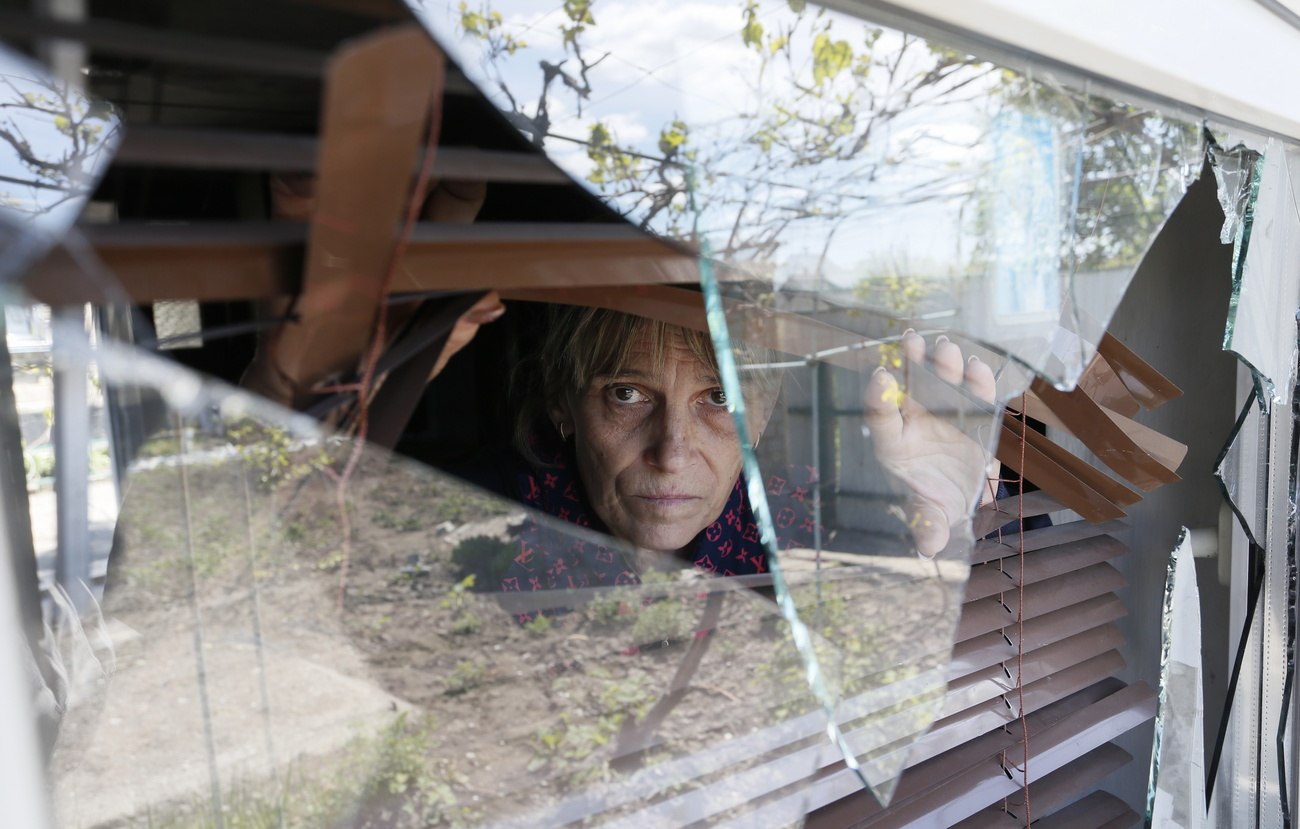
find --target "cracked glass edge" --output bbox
[1215,385,1265,548]
[403,0,1203,394]
[1213,134,1271,409]
[1146,527,1207,829]
[696,236,887,805]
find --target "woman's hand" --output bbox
[864,330,997,558]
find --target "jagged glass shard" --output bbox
[1216,137,1300,408]
[1215,387,1266,547]
[1146,529,1206,829]
[0,45,121,283]
[40,332,833,827]
[409,0,1199,388]
[406,0,1202,804]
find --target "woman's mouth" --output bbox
[635,494,702,509]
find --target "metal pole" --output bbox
[51,305,90,613]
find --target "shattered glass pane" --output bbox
[1216,136,1300,408]
[34,332,843,827]
[408,0,1199,387]
[406,0,1202,803]
[0,45,121,283]
[1215,386,1266,547]
[1146,529,1206,829]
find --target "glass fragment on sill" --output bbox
[1215,137,1300,408]
[35,328,846,828]
[1215,386,1265,547]
[0,44,121,283]
[1146,528,1206,829]
[406,0,1203,804]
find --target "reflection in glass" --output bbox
[1146,530,1206,829]
[1218,138,1300,408]
[408,0,1199,388]
[42,337,851,827]
[0,45,121,283]
[405,0,1203,803]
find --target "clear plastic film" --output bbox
[1146,528,1206,829]
[1214,135,1300,409]
[0,45,121,283]
[34,328,855,827]
[404,0,1203,804]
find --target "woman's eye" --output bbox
[706,388,728,407]
[610,386,645,404]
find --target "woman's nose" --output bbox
[645,403,695,471]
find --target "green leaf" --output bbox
[741,2,764,51]
[788,0,806,10]
[812,32,852,86]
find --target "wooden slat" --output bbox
[1030,790,1138,829]
[862,682,1155,828]
[500,285,708,331]
[1097,332,1183,409]
[23,223,699,304]
[950,595,1127,677]
[951,744,1132,828]
[800,680,1125,829]
[1030,376,1181,490]
[114,125,569,183]
[973,490,1065,538]
[0,9,478,94]
[964,534,1129,601]
[956,562,1127,641]
[0,9,327,78]
[259,23,442,389]
[941,625,1125,718]
[974,517,1129,561]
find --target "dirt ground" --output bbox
[48,427,961,828]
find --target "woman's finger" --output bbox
[932,336,964,386]
[900,328,925,364]
[964,355,997,404]
[864,367,904,447]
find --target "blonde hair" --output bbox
[514,306,780,465]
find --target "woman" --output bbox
[482,306,997,606]
[489,306,799,600]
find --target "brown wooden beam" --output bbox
[22,222,699,304]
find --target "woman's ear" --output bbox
[547,395,572,434]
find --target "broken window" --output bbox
[0,1,1239,827]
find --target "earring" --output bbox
[558,422,567,441]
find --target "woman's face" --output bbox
[552,330,746,557]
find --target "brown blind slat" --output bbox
[950,743,1132,828]
[956,562,1127,640]
[965,534,1129,600]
